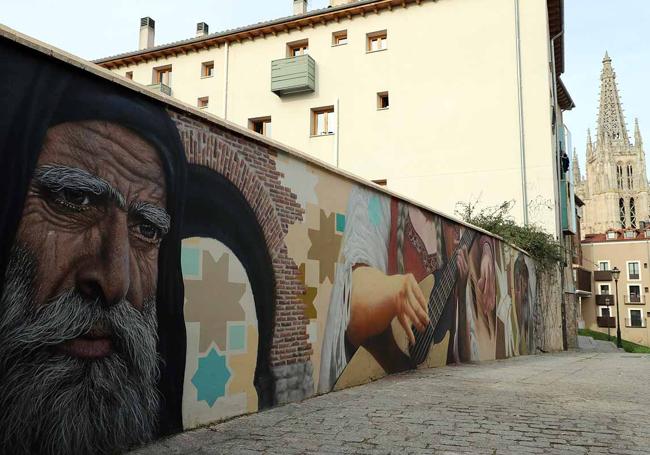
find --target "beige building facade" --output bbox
[581,234,650,346]
[575,53,649,235]
[96,0,573,236]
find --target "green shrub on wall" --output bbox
[455,200,563,272]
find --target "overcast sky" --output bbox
[2,0,649,177]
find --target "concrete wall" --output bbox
[105,0,559,233]
[0,27,564,455]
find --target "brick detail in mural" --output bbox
[171,113,311,368]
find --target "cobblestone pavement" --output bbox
[133,352,650,454]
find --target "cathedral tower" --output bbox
[576,53,649,234]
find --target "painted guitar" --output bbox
[405,229,477,366]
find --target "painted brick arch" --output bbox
[170,113,312,371]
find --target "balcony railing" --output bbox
[629,273,640,280]
[625,318,647,328]
[271,54,316,96]
[147,83,172,96]
[595,294,614,306]
[624,294,644,304]
[597,316,616,328]
[593,270,613,281]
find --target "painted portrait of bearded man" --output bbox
[0,40,187,454]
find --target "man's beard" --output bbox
[0,245,161,455]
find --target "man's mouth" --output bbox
[57,327,113,359]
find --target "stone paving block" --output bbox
[129,352,650,455]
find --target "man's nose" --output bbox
[76,211,130,307]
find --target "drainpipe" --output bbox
[514,0,528,225]
[223,41,230,120]
[336,97,340,167]
[550,29,567,349]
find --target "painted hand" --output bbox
[392,273,429,346]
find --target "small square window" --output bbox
[287,39,309,57]
[311,106,335,136]
[624,230,636,239]
[197,97,209,109]
[125,71,133,80]
[367,30,387,52]
[377,91,389,109]
[606,231,617,240]
[332,30,348,46]
[201,61,214,78]
[249,116,272,137]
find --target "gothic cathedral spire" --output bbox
[572,147,581,183]
[597,52,630,146]
[578,52,649,234]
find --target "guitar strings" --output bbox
[411,231,476,362]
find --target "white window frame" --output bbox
[606,231,617,240]
[627,283,643,303]
[626,260,641,281]
[598,283,611,295]
[598,260,610,271]
[598,306,612,317]
[628,308,644,327]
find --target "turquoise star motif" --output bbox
[191,347,231,407]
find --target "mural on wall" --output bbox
[181,237,259,428]
[0,35,539,455]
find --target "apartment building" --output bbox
[581,230,650,346]
[96,0,573,235]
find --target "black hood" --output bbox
[0,38,187,435]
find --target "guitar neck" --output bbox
[428,230,477,319]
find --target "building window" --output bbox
[287,39,309,57]
[628,261,640,280]
[628,284,642,304]
[598,261,610,271]
[311,106,336,136]
[599,284,610,295]
[248,116,272,137]
[598,306,611,317]
[153,65,172,86]
[606,231,617,240]
[201,61,214,78]
[619,198,626,228]
[377,91,389,109]
[630,198,636,228]
[197,97,209,109]
[125,71,133,80]
[628,308,644,327]
[332,30,348,46]
[367,30,387,52]
[627,164,634,189]
[616,163,624,189]
[624,230,636,239]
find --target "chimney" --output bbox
[196,22,209,37]
[293,0,308,15]
[139,17,155,50]
[330,0,356,6]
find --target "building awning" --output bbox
[557,76,575,111]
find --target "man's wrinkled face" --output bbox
[0,120,169,455]
[18,120,169,358]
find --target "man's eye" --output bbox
[55,189,91,209]
[136,223,162,242]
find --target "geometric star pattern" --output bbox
[184,251,246,352]
[191,347,231,407]
[307,210,342,284]
[297,263,318,319]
